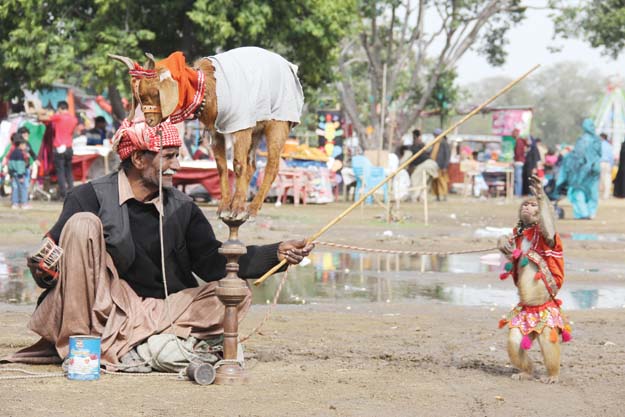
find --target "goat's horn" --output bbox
[108,54,135,70]
[144,52,156,70]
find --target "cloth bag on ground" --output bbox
[136,334,223,373]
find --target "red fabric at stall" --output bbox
[173,166,234,200]
[72,154,100,183]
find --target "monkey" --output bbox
[497,174,571,384]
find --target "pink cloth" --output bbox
[506,302,564,336]
[545,154,558,166]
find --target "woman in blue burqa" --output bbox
[556,118,601,219]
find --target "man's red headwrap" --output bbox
[112,117,182,160]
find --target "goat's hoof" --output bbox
[232,210,250,222]
[218,210,249,223]
[217,210,231,220]
[247,204,261,217]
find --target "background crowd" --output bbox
[2,98,625,221]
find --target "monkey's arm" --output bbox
[529,174,556,248]
[497,235,514,258]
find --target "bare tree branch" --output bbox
[337,0,524,149]
[337,42,367,142]
[391,0,424,83]
[386,3,396,72]
[446,0,501,66]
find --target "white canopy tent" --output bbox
[593,78,625,157]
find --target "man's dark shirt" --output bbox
[86,127,105,146]
[435,139,451,170]
[48,180,282,298]
[397,143,430,174]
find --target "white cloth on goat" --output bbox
[207,47,304,134]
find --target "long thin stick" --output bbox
[254,64,540,287]
[423,171,428,225]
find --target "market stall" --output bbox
[258,143,336,204]
[173,160,234,200]
[72,144,116,179]
[446,134,513,199]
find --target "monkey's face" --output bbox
[519,198,539,226]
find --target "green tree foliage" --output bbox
[427,69,463,127]
[0,0,357,119]
[553,0,625,59]
[189,0,357,89]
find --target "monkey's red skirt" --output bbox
[503,300,564,335]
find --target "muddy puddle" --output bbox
[474,228,625,243]
[2,250,624,310]
[252,251,625,310]
[561,232,625,242]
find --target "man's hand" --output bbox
[26,256,57,289]
[277,239,315,265]
[528,174,545,201]
[497,235,514,257]
[37,109,52,122]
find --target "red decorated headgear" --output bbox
[127,53,206,124]
[112,116,182,160]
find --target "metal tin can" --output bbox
[67,335,101,381]
[186,362,216,385]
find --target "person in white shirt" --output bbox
[599,133,614,199]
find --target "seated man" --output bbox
[6,117,312,371]
[85,116,108,146]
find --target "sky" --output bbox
[455,5,625,86]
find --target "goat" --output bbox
[110,47,304,220]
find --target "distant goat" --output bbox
[110,47,304,220]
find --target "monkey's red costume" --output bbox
[498,224,572,349]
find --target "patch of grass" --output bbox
[0,223,42,234]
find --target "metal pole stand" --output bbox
[214,218,249,385]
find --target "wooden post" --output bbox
[214,218,249,384]
[423,171,429,226]
[395,253,400,273]
[386,181,393,223]
[386,108,396,223]
[104,152,110,175]
[506,168,513,202]
[378,63,387,166]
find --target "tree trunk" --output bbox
[108,84,126,123]
[180,0,196,57]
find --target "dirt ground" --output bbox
[1,196,624,417]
